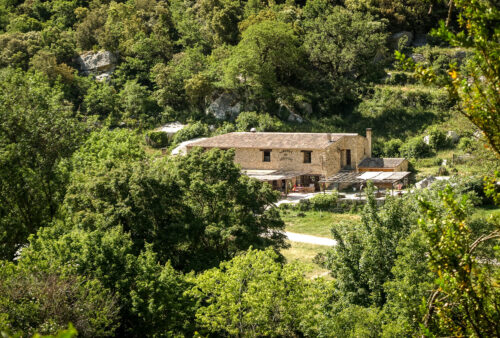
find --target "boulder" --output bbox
[389,31,413,50]
[410,53,425,63]
[298,102,313,115]
[412,33,428,47]
[446,130,460,143]
[423,135,430,145]
[287,111,304,123]
[157,122,186,138]
[95,72,112,82]
[277,100,304,123]
[76,51,117,76]
[416,175,435,189]
[205,93,242,120]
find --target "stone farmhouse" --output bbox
[186,129,410,192]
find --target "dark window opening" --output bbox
[262,150,271,162]
[346,149,351,166]
[303,151,312,163]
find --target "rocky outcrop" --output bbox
[76,51,117,80]
[389,31,413,50]
[410,53,425,63]
[446,131,460,143]
[205,93,242,120]
[277,99,305,123]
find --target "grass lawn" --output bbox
[282,241,331,279]
[471,205,500,220]
[280,210,361,238]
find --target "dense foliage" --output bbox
[0,0,498,337]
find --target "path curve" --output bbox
[285,232,336,246]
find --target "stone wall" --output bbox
[188,134,370,178]
[232,135,369,177]
[233,148,326,175]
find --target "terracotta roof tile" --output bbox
[186,132,357,150]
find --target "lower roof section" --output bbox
[320,171,411,184]
[242,169,313,181]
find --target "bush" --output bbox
[383,139,403,157]
[236,111,283,132]
[145,131,169,148]
[427,128,449,151]
[458,137,474,152]
[400,136,433,159]
[171,122,209,145]
[309,192,338,211]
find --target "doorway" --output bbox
[346,149,351,167]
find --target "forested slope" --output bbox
[0,0,499,337]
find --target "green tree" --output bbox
[118,79,159,127]
[64,129,194,267]
[235,111,283,132]
[223,20,303,103]
[189,248,332,336]
[152,47,208,110]
[417,187,500,337]
[0,261,118,337]
[21,225,195,337]
[396,0,500,154]
[197,0,243,45]
[171,147,288,270]
[0,69,82,260]
[82,81,119,124]
[304,6,387,104]
[326,183,417,307]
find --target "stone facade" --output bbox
[187,132,371,179]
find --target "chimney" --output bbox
[366,128,372,157]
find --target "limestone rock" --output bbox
[423,135,430,145]
[298,102,313,115]
[389,31,413,50]
[205,93,242,120]
[76,51,117,76]
[95,72,112,82]
[287,111,304,123]
[446,131,460,143]
[410,53,425,63]
[277,100,304,123]
[157,122,186,137]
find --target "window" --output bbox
[303,151,312,163]
[346,149,351,166]
[262,150,271,162]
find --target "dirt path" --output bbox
[285,232,336,246]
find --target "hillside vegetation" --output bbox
[0,0,499,337]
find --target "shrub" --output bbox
[309,192,338,211]
[400,136,433,159]
[172,122,209,145]
[145,131,169,148]
[383,139,403,157]
[427,128,449,151]
[236,111,283,132]
[458,137,474,152]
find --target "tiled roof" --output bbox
[186,132,357,150]
[358,157,406,168]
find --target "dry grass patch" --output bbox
[282,241,332,280]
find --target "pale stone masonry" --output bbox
[186,130,379,192]
[186,132,371,178]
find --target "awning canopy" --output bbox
[320,171,411,184]
[242,169,311,181]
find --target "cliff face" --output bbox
[75,51,116,81]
